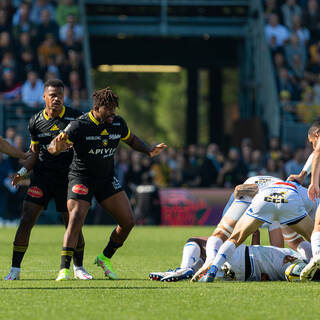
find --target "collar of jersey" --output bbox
[43,106,66,120]
[89,111,100,125]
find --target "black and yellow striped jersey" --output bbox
[28,106,83,176]
[65,111,130,179]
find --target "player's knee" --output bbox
[20,212,37,229]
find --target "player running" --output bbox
[50,87,167,281]
[149,236,307,282]
[193,179,314,282]
[4,79,92,281]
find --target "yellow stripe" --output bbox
[31,140,39,145]
[121,128,131,141]
[59,106,66,118]
[66,138,72,144]
[89,111,100,125]
[43,109,49,120]
[61,251,74,256]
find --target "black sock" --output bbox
[73,246,84,267]
[12,245,28,268]
[103,239,122,259]
[60,247,74,269]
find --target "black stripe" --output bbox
[245,246,251,281]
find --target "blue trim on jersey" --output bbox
[280,213,307,225]
[246,212,272,224]
[234,200,252,204]
[220,253,227,259]
[184,243,196,247]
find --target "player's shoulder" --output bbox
[64,106,83,119]
[28,109,44,127]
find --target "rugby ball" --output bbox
[285,262,306,282]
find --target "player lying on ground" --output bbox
[300,121,320,280]
[192,179,314,282]
[149,236,310,282]
[4,79,92,281]
[193,176,314,282]
[50,87,167,281]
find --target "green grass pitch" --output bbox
[0,226,320,320]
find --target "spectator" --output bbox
[61,28,82,53]
[0,68,21,102]
[17,32,33,57]
[265,14,290,47]
[115,148,130,186]
[264,0,282,22]
[280,90,298,121]
[5,126,16,145]
[217,148,247,187]
[59,14,83,42]
[37,34,63,66]
[261,158,284,179]
[290,54,305,79]
[266,137,282,161]
[248,150,264,177]
[56,0,79,27]
[313,74,320,103]
[21,70,44,107]
[284,33,307,69]
[284,148,305,176]
[0,9,10,33]
[281,0,302,30]
[0,0,15,24]
[18,49,40,82]
[0,32,14,59]
[302,0,320,41]
[151,151,170,187]
[296,86,320,123]
[12,2,37,41]
[37,9,59,44]
[0,51,17,75]
[291,15,310,45]
[30,0,55,25]
[277,67,299,100]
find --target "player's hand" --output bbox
[149,143,167,157]
[287,174,304,184]
[48,133,73,155]
[11,173,25,187]
[308,183,320,202]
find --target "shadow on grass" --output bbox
[0,286,171,290]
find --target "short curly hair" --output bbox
[93,87,119,108]
[308,121,320,136]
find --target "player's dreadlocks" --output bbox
[308,121,320,136]
[93,87,119,108]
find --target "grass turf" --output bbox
[0,226,320,320]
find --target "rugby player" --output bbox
[193,176,314,281]
[300,121,320,280]
[149,236,307,282]
[50,87,167,281]
[4,79,92,281]
[193,180,314,282]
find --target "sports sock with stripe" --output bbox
[206,236,223,261]
[210,240,236,274]
[180,241,201,269]
[60,247,74,269]
[12,244,28,268]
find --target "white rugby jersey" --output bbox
[219,244,303,281]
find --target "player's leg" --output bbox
[282,225,312,261]
[160,237,207,282]
[56,199,90,281]
[268,221,284,248]
[95,191,135,280]
[4,201,43,280]
[192,214,264,282]
[60,211,92,280]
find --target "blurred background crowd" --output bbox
[264,0,320,123]
[0,0,87,110]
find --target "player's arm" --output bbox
[0,136,27,159]
[123,132,167,157]
[309,144,320,200]
[288,152,313,184]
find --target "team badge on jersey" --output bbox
[72,184,89,195]
[102,139,108,147]
[27,186,43,198]
[100,129,109,135]
[50,124,60,131]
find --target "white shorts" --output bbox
[245,186,307,225]
[223,244,246,281]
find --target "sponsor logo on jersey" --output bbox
[27,186,43,198]
[112,122,120,126]
[112,176,121,190]
[108,134,121,140]
[72,184,89,195]
[86,136,101,140]
[100,129,109,135]
[102,139,108,146]
[38,133,52,138]
[50,124,60,131]
[88,148,116,156]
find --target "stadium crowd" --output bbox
[0,0,87,111]
[264,0,320,123]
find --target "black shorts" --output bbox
[67,175,123,204]
[24,172,68,212]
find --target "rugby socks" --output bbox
[103,239,123,259]
[73,246,84,267]
[60,247,74,270]
[297,241,312,261]
[206,236,223,261]
[311,232,320,257]
[210,241,236,275]
[12,245,28,268]
[180,241,201,269]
